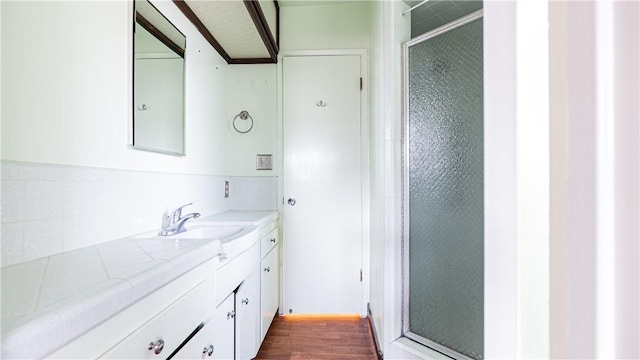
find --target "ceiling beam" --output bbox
[172,0,232,63]
[244,0,279,62]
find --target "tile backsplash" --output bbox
[1,161,232,266]
[230,176,278,211]
[1,161,277,267]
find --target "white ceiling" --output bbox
[185,0,269,58]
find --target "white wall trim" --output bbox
[515,0,550,357]
[594,2,616,357]
[483,1,518,358]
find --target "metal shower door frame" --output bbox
[401,9,484,360]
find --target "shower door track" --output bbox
[400,9,484,360]
[405,9,483,48]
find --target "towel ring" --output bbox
[233,110,254,134]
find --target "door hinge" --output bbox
[360,269,363,282]
[360,77,363,90]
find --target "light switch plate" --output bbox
[256,154,273,170]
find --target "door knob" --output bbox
[287,198,296,206]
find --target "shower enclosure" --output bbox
[402,10,484,360]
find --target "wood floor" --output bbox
[254,315,379,360]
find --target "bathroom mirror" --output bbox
[133,0,186,155]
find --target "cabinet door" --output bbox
[260,245,280,341]
[235,265,261,360]
[171,322,215,360]
[212,294,235,360]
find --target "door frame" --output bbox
[277,49,370,317]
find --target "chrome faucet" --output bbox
[159,203,201,236]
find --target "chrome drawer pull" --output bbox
[148,339,164,355]
[264,267,270,272]
[203,345,214,357]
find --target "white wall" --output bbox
[367,0,385,353]
[378,1,415,359]
[549,2,570,357]
[1,0,229,176]
[481,2,519,357]
[279,2,371,51]
[612,3,639,356]
[549,1,640,358]
[227,65,277,177]
[0,0,254,265]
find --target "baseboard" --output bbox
[367,303,384,360]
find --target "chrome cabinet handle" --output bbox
[270,238,276,243]
[148,339,165,355]
[264,266,271,272]
[241,298,249,305]
[287,198,296,206]
[227,310,235,319]
[203,345,214,357]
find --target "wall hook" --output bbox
[316,100,327,107]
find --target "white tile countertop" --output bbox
[0,210,278,359]
[196,210,279,227]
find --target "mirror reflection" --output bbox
[133,0,186,155]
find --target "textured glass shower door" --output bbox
[403,13,483,360]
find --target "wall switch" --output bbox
[256,154,273,170]
[224,181,229,198]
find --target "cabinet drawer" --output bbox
[100,281,207,359]
[260,227,278,259]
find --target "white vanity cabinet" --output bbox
[259,225,280,341]
[207,220,279,360]
[40,212,278,360]
[212,247,261,360]
[49,259,216,360]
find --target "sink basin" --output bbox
[133,225,243,240]
[132,224,259,261]
[168,226,243,240]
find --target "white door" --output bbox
[283,55,363,315]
